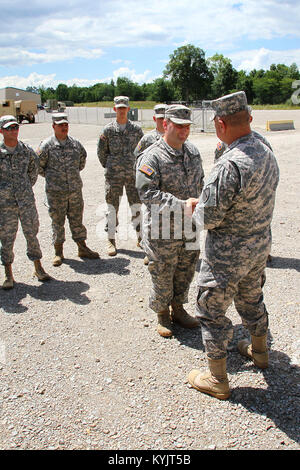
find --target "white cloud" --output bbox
[112,67,153,84]
[0,73,57,89]
[230,48,300,71]
[0,1,299,66]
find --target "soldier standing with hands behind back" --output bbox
[0,115,50,289]
[37,113,99,266]
[97,96,144,256]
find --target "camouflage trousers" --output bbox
[0,202,42,265]
[196,258,269,360]
[105,173,141,238]
[147,239,199,313]
[46,190,87,245]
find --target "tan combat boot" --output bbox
[143,256,149,265]
[77,241,99,259]
[2,264,14,290]
[188,357,230,400]
[238,334,269,369]
[53,243,64,266]
[171,302,200,328]
[157,309,173,337]
[107,238,117,256]
[34,260,51,282]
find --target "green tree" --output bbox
[163,44,212,101]
[56,83,69,101]
[207,54,238,98]
[150,78,176,103]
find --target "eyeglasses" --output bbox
[4,125,19,131]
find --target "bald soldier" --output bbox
[97,96,144,256]
[0,115,50,289]
[136,105,204,337]
[187,92,279,400]
[37,113,99,265]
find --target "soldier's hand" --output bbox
[185,198,199,217]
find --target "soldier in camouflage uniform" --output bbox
[0,115,50,289]
[134,104,166,159]
[214,110,274,267]
[136,105,204,337]
[134,104,167,265]
[187,92,279,400]
[97,96,144,256]
[37,114,99,266]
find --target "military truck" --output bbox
[0,99,15,117]
[14,100,37,123]
[0,99,37,124]
[44,99,66,112]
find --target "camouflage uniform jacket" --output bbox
[37,136,87,193]
[97,119,144,171]
[193,133,280,288]
[0,141,38,208]
[134,129,162,159]
[136,138,204,242]
[214,130,272,161]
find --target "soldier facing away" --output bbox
[37,113,99,266]
[136,105,204,338]
[188,91,280,400]
[0,115,50,289]
[97,96,144,256]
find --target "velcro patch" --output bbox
[216,141,223,150]
[139,164,154,176]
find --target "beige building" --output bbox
[0,87,41,105]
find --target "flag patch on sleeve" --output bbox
[139,164,154,176]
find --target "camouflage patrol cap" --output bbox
[114,96,129,108]
[0,115,18,129]
[52,113,68,124]
[154,104,167,118]
[210,91,248,119]
[165,104,193,124]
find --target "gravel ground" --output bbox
[0,110,299,451]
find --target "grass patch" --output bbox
[74,101,300,110]
[75,101,157,109]
[251,104,300,110]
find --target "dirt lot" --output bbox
[0,110,299,451]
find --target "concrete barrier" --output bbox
[266,120,295,131]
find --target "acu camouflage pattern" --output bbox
[211,91,248,118]
[97,119,144,237]
[165,104,193,124]
[193,133,279,359]
[0,141,42,265]
[134,129,163,160]
[37,135,88,244]
[136,138,204,312]
[214,130,273,162]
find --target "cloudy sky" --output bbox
[0,0,299,90]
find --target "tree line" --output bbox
[28,45,300,106]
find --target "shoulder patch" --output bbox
[216,141,223,151]
[139,164,154,176]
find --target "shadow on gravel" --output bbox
[117,248,145,259]
[63,257,131,275]
[174,322,300,445]
[230,351,300,446]
[0,279,91,314]
[267,256,300,272]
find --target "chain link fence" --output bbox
[36,104,215,133]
